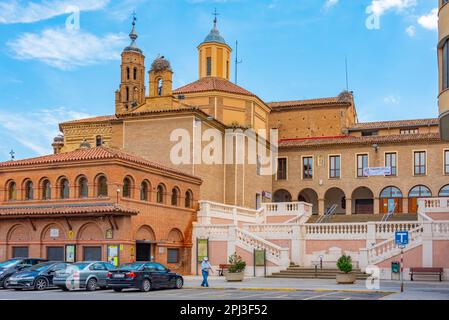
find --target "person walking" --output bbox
[201,257,213,287]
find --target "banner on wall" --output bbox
[107,245,119,267]
[65,245,76,263]
[363,167,391,177]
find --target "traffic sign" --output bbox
[395,231,409,246]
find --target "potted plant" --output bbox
[224,253,246,282]
[336,255,356,284]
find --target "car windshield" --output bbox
[28,262,54,272]
[70,263,90,270]
[0,259,20,268]
[118,263,143,271]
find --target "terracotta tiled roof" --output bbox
[0,147,202,182]
[279,133,442,149]
[61,115,117,125]
[268,97,353,111]
[348,118,439,131]
[174,77,258,98]
[0,203,138,218]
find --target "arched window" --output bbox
[140,181,150,201]
[7,181,16,201]
[96,135,103,147]
[171,187,179,206]
[443,39,449,90]
[78,177,88,198]
[126,86,129,102]
[185,190,193,208]
[42,179,51,200]
[379,186,403,214]
[123,177,132,198]
[439,185,449,197]
[380,187,403,198]
[60,178,70,199]
[126,67,130,80]
[408,185,432,214]
[157,78,163,96]
[25,181,34,200]
[133,67,137,80]
[157,184,165,204]
[97,176,108,197]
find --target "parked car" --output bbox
[0,258,47,289]
[6,261,70,291]
[53,261,115,291]
[107,262,184,292]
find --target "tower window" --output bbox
[96,135,103,147]
[25,181,34,200]
[133,67,137,80]
[206,57,212,76]
[157,79,163,96]
[126,67,130,80]
[126,87,129,102]
[226,61,229,79]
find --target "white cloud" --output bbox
[370,0,417,17]
[418,8,438,31]
[7,28,127,70]
[384,95,400,105]
[324,0,338,10]
[0,107,92,155]
[406,25,416,37]
[0,0,110,24]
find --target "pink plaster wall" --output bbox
[305,240,366,254]
[433,240,449,267]
[266,216,296,223]
[427,212,449,220]
[208,241,228,265]
[377,245,422,268]
[210,218,234,225]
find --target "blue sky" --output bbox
[0,0,439,161]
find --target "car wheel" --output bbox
[34,278,48,291]
[61,286,70,292]
[86,278,97,291]
[175,278,183,289]
[1,277,9,289]
[140,279,151,292]
[113,288,123,292]
[14,289,22,291]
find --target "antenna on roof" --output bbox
[235,40,243,84]
[345,56,350,91]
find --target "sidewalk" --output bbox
[183,276,449,300]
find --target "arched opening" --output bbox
[126,67,130,80]
[167,228,184,244]
[351,187,374,214]
[59,178,70,199]
[157,184,166,204]
[41,179,51,200]
[140,180,150,201]
[273,189,292,203]
[77,176,88,198]
[95,135,103,147]
[135,225,156,262]
[97,175,108,198]
[133,67,137,80]
[408,185,432,213]
[440,185,449,197]
[324,187,346,215]
[171,187,180,206]
[123,177,133,198]
[380,186,403,214]
[298,189,318,215]
[7,181,17,201]
[126,86,129,101]
[185,190,193,208]
[24,180,33,201]
[157,78,163,96]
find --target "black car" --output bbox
[107,262,183,292]
[6,261,71,291]
[0,258,47,288]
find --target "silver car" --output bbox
[53,261,115,291]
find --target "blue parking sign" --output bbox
[395,231,409,246]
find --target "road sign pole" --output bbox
[400,247,404,293]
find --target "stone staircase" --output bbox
[269,266,370,280]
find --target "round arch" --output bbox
[135,225,156,241]
[7,224,31,242]
[439,185,449,197]
[167,228,184,244]
[273,189,292,203]
[351,187,374,215]
[379,186,403,214]
[408,185,432,213]
[40,222,67,241]
[298,188,318,215]
[77,222,103,241]
[324,187,346,215]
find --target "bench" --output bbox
[410,267,444,282]
[218,264,231,276]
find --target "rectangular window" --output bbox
[385,153,397,176]
[357,154,369,177]
[445,151,449,174]
[329,156,341,179]
[414,151,426,176]
[167,249,179,264]
[206,57,212,76]
[277,158,287,180]
[302,157,313,179]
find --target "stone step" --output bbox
[268,274,369,280]
[281,270,368,276]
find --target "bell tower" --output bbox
[115,15,146,114]
[149,56,173,97]
[198,11,232,80]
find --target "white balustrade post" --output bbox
[280,249,290,268]
[366,222,376,248]
[422,221,433,267]
[227,225,237,258]
[359,248,369,272]
[232,207,238,225]
[291,224,302,266]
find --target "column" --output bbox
[422,221,433,267]
[318,199,325,216]
[374,198,380,215]
[291,225,301,265]
[227,225,237,258]
[346,198,352,215]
